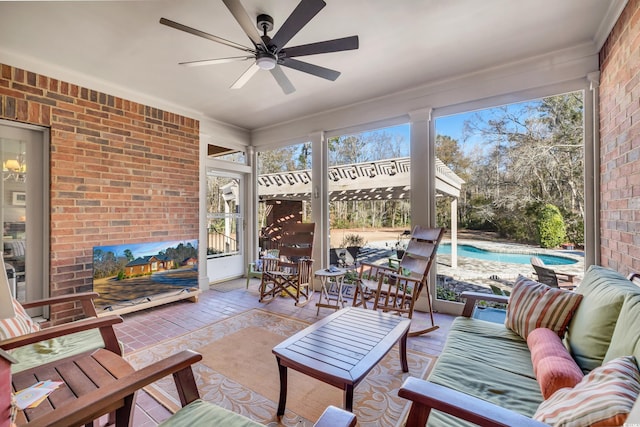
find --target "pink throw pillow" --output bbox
[528,327,584,399]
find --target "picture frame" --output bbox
[11,192,26,206]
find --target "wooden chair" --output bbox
[259,223,315,306]
[24,349,357,427]
[246,249,279,288]
[0,257,123,374]
[530,256,577,288]
[352,226,444,336]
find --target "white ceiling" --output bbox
[0,0,625,131]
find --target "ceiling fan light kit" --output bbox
[160,0,359,94]
[256,52,277,70]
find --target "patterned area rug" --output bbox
[125,309,436,426]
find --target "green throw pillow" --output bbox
[565,265,640,373]
[604,294,640,365]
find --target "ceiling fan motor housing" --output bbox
[256,14,274,33]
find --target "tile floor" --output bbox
[112,278,456,426]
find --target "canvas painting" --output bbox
[92,239,198,311]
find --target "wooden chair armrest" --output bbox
[26,350,203,427]
[399,377,548,427]
[357,262,398,280]
[555,272,577,282]
[460,291,509,317]
[313,405,357,427]
[21,292,100,317]
[0,315,123,353]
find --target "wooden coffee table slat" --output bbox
[273,307,410,414]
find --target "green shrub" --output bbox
[537,204,566,248]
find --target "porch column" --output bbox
[451,197,458,268]
[409,108,435,314]
[409,108,434,228]
[585,71,600,267]
[310,131,326,289]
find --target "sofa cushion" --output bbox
[534,356,640,426]
[603,294,640,365]
[0,299,40,340]
[527,328,584,399]
[565,265,640,373]
[428,317,542,421]
[505,276,582,340]
[158,399,263,427]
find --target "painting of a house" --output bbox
[92,239,198,311]
[124,255,176,277]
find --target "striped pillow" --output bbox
[0,299,40,340]
[505,275,582,339]
[534,356,640,426]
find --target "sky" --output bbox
[94,239,198,258]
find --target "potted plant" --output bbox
[393,230,411,259]
[341,234,367,265]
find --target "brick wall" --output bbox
[599,0,640,275]
[0,64,199,323]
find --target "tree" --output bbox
[459,92,584,243]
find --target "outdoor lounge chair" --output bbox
[353,226,444,336]
[530,256,577,288]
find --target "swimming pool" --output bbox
[437,243,578,265]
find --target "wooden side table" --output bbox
[315,268,347,315]
[12,349,135,426]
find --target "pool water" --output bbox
[437,243,578,265]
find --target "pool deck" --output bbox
[366,238,584,293]
[439,239,584,292]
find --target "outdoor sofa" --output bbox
[399,265,640,426]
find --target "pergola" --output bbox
[257,157,465,267]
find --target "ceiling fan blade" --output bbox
[231,63,260,89]
[283,35,359,58]
[280,58,340,81]
[179,56,253,67]
[160,18,253,53]
[270,0,326,53]
[270,66,296,94]
[222,0,268,51]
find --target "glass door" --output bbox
[0,120,48,307]
[205,170,245,283]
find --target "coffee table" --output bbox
[272,307,410,415]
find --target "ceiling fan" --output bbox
[160,0,358,94]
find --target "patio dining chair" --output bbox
[259,222,315,306]
[353,226,444,336]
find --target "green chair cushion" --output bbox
[10,329,107,373]
[565,265,640,373]
[158,399,263,427]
